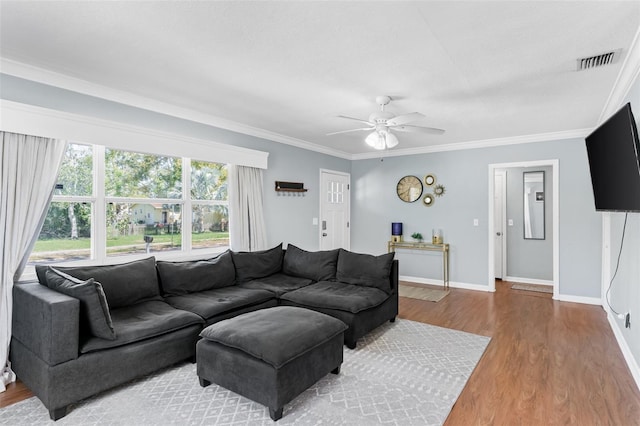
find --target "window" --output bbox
[191,160,229,250]
[28,143,229,266]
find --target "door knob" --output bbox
[322,233,327,237]
[496,232,502,236]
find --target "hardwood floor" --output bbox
[0,380,32,409]
[2,280,639,425]
[400,280,640,426]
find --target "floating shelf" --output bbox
[275,181,307,192]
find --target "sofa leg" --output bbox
[49,406,68,421]
[390,316,396,323]
[269,406,283,421]
[199,377,211,387]
[331,365,341,375]
[346,341,356,350]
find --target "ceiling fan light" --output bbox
[365,131,380,148]
[385,132,399,148]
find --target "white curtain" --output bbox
[228,165,268,252]
[0,132,67,392]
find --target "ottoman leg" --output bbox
[199,377,211,387]
[269,406,283,421]
[331,365,341,374]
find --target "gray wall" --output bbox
[503,166,553,281]
[351,138,601,297]
[0,74,351,250]
[0,73,604,299]
[609,74,640,370]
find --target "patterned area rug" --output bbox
[399,283,450,302]
[1,320,490,426]
[511,283,553,294]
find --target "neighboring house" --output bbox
[131,203,179,226]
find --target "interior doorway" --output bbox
[488,160,559,297]
[494,170,507,280]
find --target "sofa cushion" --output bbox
[80,300,203,354]
[336,249,395,294]
[164,287,275,321]
[282,244,339,281]
[36,257,161,309]
[238,273,313,297]
[45,267,116,341]
[199,306,347,368]
[157,251,235,296]
[231,243,284,284]
[280,281,389,314]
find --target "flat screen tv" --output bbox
[585,102,640,212]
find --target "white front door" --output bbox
[494,171,506,279]
[319,170,350,250]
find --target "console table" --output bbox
[387,241,450,289]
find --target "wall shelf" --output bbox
[275,181,307,192]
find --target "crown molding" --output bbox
[350,128,591,160]
[0,57,597,162]
[0,57,353,160]
[599,25,640,123]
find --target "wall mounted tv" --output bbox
[585,102,640,212]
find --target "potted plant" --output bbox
[411,232,423,242]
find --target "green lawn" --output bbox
[33,231,229,252]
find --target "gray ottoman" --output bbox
[196,306,348,421]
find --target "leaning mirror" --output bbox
[523,171,545,239]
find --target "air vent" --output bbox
[577,50,620,71]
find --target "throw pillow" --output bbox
[45,257,161,309]
[231,243,284,284]
[157,251,236,296]
[45,267,116,341]
[336,249,395,293]
[282,244,339,281]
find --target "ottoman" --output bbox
[196,306,348,421]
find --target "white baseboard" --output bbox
[607,311,640,392]
[399,275,492,292]
[505,276,554,286]
[553,293,602,305]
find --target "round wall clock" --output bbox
[396,175,423,202]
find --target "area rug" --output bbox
[399,283,450,302]
[0,320,490,426]
[511,283,553,294]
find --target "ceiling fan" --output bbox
[328,95,445,150]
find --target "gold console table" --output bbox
[387,241,450,289]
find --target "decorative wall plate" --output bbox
[423,194,434,206]
[434,184,446,197]
[424,174,436,186]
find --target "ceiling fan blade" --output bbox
[336,115,373,125]
[327,127,374,136]
[386,112,426,126]
[391,124,445,135]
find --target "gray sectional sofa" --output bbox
[10,244,398,420]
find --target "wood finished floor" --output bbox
[401,280,640,425]
[1,280,639,425]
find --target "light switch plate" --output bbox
[508,219,514,226]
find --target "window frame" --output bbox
[23,144,229,279]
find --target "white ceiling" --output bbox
[1,1,639,159]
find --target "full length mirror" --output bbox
[523,171,545,240]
